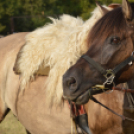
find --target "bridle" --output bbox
[81,51,134,90]
[79,51,134,123]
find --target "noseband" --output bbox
[81,51,134,88]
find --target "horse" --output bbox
[0,4,116,134]
[63,0,134,133]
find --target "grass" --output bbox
[0,112,27,134]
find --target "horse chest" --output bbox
[87,92,124,134]
[123,92,134,134]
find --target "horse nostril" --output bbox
[67,77,76,86]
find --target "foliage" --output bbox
[0,0,133,35]
[0,112,26,134]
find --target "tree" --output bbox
[0,0,133,35]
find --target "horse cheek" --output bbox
[100,44,121,65]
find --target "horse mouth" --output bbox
[63,88,90,105]
[63,85,111,105]
[73,84,111,105]
[75,90,90,105]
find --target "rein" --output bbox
[90,96,134,122]
[83,85,134,123]
[113,87,134,93]
[86,86,134,122]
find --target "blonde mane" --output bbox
[14,6,113,106]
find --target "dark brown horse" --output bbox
[63,0,134,106]
[63,0,134,133]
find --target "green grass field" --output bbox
[0,112,26,134]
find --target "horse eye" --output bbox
[111,37,120,45]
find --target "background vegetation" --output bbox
[0,0,133,35]
[0,112,26,134]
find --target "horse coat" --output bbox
[0,4,125,134]
[13,6,113,106]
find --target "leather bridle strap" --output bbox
[82,54,134,76]
[113,55,134,75]
[81,53,134,86]
[91,96,134,122]
[81,53,134,122]
[113,87,134,93]
[81,55,107,75]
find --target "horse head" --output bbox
[63,0,134,104]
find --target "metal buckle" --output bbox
[103,69,115,86]
[92,84,113,94]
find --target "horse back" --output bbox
[0,32,28,119]
[0,32,28,53]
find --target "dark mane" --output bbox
[87,6,130,56]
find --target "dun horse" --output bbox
[0,5,117,134]
[63,0,134,134]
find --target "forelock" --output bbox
[88,7,127,47]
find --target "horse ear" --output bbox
[95,1,109,15]
[108,3,121,9]
[122,0,133,21]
